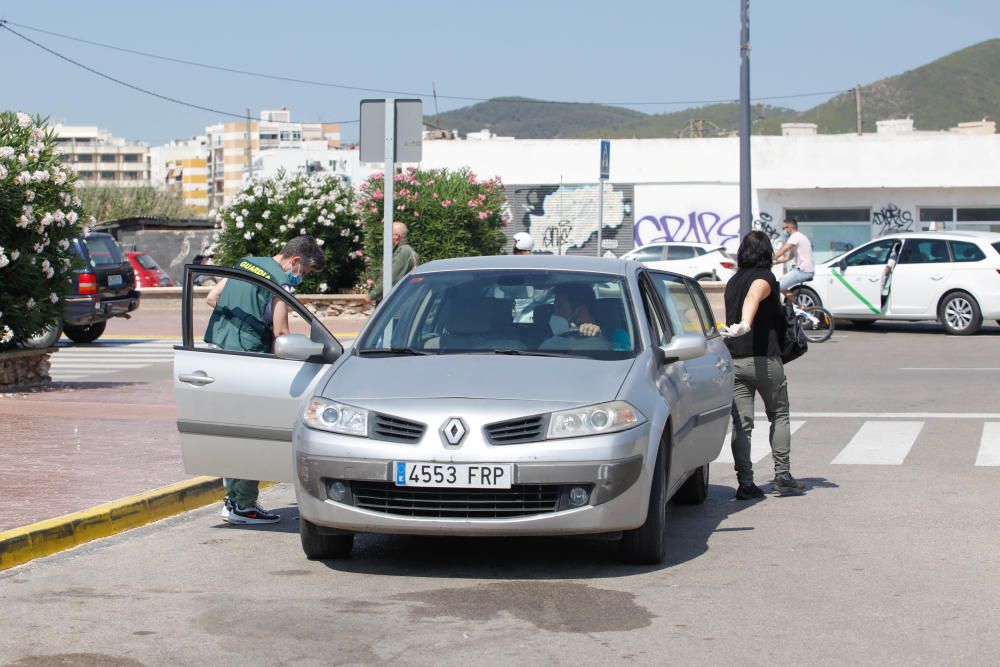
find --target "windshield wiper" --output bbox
[489,348,576,358]
[356,347,431,356]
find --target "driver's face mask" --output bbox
[549,314,572,336]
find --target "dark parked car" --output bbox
[28,232,140,347]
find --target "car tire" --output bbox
[939,291,982,336]
[619,439,669,565]
[795,287,822,309]
[24,318,63,349]
[64,322,107,344]
[670,463,709,505]
[300,518,354,560]
[850,320,877,329]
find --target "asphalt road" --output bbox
[3,322,999,665]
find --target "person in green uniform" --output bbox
[204,235,325,524]
[368,222,419,304]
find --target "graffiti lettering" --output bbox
[542,221,574,254]
[872,204,913,236]
[634,211,740,249]
[752,212,781,241]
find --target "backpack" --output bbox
[779,300,808,364]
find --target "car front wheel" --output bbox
[939,291,982,335]
[619,440,669,564]
[300,518,354,560]
[64,322,107,344]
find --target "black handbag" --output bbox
[779,300,808,364]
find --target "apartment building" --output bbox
[53,124,150,186]
[149,137,209,215]
[205,108,341,208]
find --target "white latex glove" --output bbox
[720,321,751,338]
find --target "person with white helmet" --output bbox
[512,232,534,255]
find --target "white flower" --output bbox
[18,155,28,166]
[1,326,13,345]
[49,292,59,304]
[32,170,49,182]
[261,210,270,219]
[58,239,69,250]
[0,165,7,179]
[41,259,51,270]
[53,171,67,185]
[10,250,20,261]
[25,189,35,201]
[0,253,8,269]
[340,228,350,237]
[316,238,324,246]
[33,243,44,253]
[26,298,36,309]
[279,224,287,232]
[61,192,72,206]
[15,171,31,185]
[40,212,54,227]
[44,267,54,279]
[243,231,252,240]
[242,209,249,216]
[318,282,328,293]
[66,211,78,224]
[255,222,262,230]
[16,112,32,128]
[208,209,218,220]
[0,146,14,159]
[235,220,244,229]
[300,228,307,235]
[17,216,30,228]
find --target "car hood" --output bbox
[325,354,634,403]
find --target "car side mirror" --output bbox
[274,334,326,362]
[656,334,708,364]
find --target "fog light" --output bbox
[568,486,589,507]
[326,480,348,502]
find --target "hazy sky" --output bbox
[2,1,997,145]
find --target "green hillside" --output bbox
[425,40,1000,138]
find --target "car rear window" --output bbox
[993,242,1000,256]
[82,236,124,266]
[949,241,986,263]
[135,253,160,269]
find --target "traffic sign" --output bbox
[599,140,610,180]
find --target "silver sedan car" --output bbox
[176,255,733,564]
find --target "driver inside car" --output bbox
[540,284,607,349]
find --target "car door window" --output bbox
[686,279,719,337]
[843,239,898,266]
[666,246,696,260]
[183,265,338,357]
[898,238,950,264]
[646,272,708,338]
[949,241,986,263]
[639,280,670,346]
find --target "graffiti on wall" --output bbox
[506,184,634,255]
[633,211,741,250]
[751,212,782,244]
[872,203,914,236]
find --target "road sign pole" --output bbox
[383,98,395,300]
[597,179,604,257]
[739,0,752,238]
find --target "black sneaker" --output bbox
[772,473,806,493]
[735,482,765,500]
[224,502,280,525]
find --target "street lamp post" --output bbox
[739,0,752,238]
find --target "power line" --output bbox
[0,21,359,125]
[1,17,850,108]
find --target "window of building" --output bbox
[75,154,94,163]
[100,171,116,179]
[77,171,95,179]
[122,154,140,163]
[279,131,291,141]
[259,132,279,141]
[918,207,952,222]
[957,208,1000,222]
[785,208,871,223]
[100,154,117,163]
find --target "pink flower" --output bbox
[477,193,486,201]
[431,193,438,199]
[397,204,404,211]
[467,173,477,184]
[414,211,420,217]
[442,199,452,208]
[359,182,369,192]
[478,211,488,220]
[467,199,478,207]
[372,189,383,200]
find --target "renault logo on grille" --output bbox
[440,417,468,447]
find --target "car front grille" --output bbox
[485,415,546,445]
[371,414,425,443]
[350,482,560,518]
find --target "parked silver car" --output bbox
[176,255,733,564]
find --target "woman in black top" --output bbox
[722,231,805,499]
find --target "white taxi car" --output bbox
[794,231,1000,335]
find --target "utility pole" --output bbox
[738,0,752,238]
[855,84,863,135]
[245,108,254,180]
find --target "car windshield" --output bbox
[82,236,124,266]
[357,269,639,360]
[135,253,160,270]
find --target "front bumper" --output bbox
[294,424,653,537]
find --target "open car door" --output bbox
[174,264,343,482]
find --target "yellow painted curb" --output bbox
[0,478,274,571]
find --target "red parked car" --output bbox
[126,251,175,288]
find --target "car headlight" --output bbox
[547,401,645,439]
[302,397,368,437]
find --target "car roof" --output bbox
[629,241,723,248]
[877,231,1000,242]
[414,254,636,277]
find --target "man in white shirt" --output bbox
[773,218,815,297]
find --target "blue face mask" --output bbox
[286,261,303,287]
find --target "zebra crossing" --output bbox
[49,338,176,381]
[715,417,1000,467]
